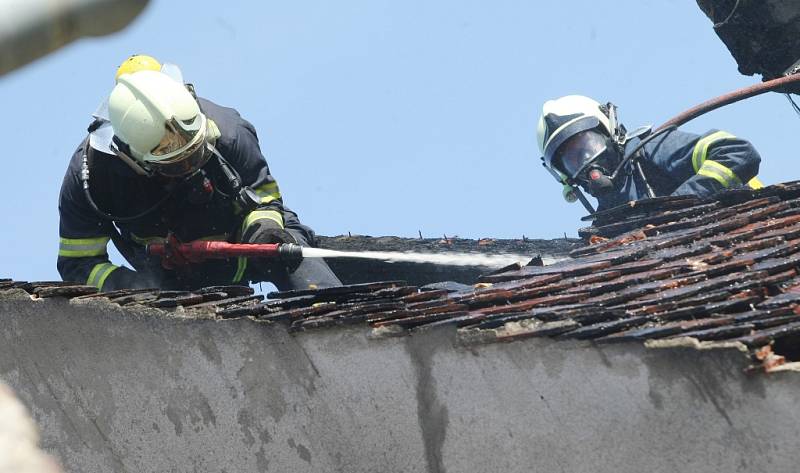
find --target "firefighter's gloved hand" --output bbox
[242,216,301,274]
[242,218,297,245]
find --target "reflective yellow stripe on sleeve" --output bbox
[691,131,735,173]
[253,182,281,204]
[241,209,284,233]
[86,262,119,290]
[58,237,110,257]
[697,160,743,188]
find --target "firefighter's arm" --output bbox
[224,117,294,244]
[57,154,151,291]
[670,131,762,197]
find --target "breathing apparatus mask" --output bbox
[553,129,620,197]
[540,100,657,214]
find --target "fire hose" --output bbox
[152,76,800,254]
[655,73,800,132]
[146,240,303,269]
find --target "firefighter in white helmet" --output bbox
[57,57,341,291]
[537,95,764,214]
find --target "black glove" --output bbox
[242,217,297,245]
[241,215,300,276]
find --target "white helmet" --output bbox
[108,70,210,177]
[536,95,612,169]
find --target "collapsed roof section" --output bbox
[6,181,800,371]
[697,0,800,80]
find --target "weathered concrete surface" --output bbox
[0,380,62,473]
[1,290,799,473]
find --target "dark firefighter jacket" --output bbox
[595,128,763,212]
[58,98,314,291]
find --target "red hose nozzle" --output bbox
[147,240,303,268]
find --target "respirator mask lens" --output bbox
[554,130,619,196]
[554,130,611,179]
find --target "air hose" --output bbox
[81,148,174,223]
[606,73,800,199]
[656,73,800,131]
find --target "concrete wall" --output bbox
[1,289,798,472]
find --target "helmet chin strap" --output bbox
[110,136,154,177]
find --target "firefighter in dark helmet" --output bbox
[537,95,763,214]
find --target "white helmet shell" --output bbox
[537,95,612,168]
[109,70,206,164]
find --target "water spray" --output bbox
[147,241,547,269]
[300,247,545,267]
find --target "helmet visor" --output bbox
[554,130,610,179]
[147,114,210,178]
[149,139,211,178]
[151,116,204,157]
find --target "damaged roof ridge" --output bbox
[7,181,800,374]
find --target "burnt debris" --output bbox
[696,0,800,81]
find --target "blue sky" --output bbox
[1,0,797,282]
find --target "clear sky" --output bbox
[1,0,797,282]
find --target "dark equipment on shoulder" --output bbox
[80,142,261,223]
